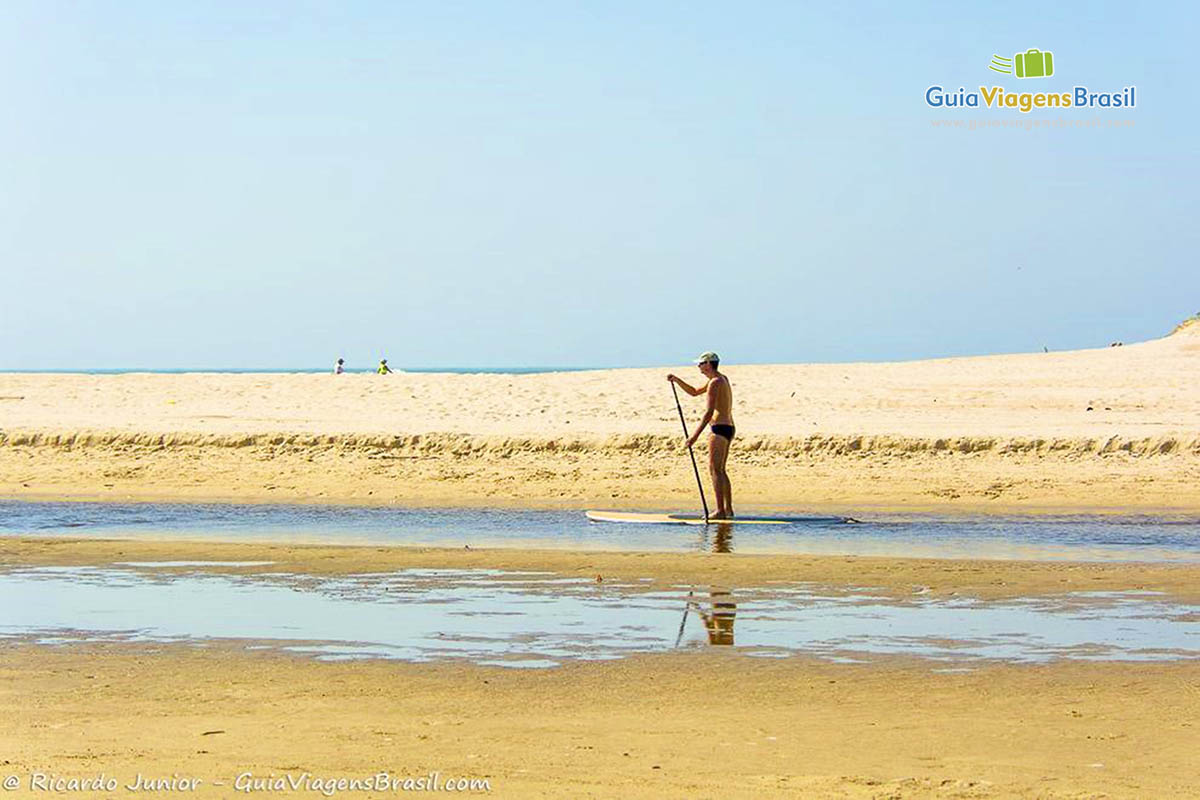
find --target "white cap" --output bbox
[694,351,719,365]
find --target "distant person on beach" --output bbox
[334,358,345,374]
[377,359,393,375]
[667,352,735,519]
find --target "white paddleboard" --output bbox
[585,510,845,526]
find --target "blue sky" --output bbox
[2,0,1197,369]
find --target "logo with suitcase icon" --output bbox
[989,49,1054,78]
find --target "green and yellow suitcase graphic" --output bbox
[1014,48,1053,78]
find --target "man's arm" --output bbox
[667,374,707,397]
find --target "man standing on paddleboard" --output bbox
[668,352,735,519]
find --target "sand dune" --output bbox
[2,325,1197,510]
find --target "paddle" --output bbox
[674,590,695,647]
[671,382,710,523]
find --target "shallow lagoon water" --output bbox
[1,566,1196,668]
[3,500,1200,562]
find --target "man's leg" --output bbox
[709,434,731,518]
[715,434,733,517]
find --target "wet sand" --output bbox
[3,637,1197,797]
[3,538,1199,797]
[2,324,1199,512]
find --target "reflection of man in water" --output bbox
[707,523,733,554]
[698,587,736,646]
[691,585,734,647]
[679,525,737,647]
[698,525,736,644]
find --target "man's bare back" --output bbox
[708,373,734,427]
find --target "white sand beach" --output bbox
[2,323,1197,511]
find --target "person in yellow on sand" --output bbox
[667,352,735,519]
[377,359,393,375]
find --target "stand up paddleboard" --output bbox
[585,510,847,526]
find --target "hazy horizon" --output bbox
[4,320,1193,374]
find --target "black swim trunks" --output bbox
[711,423,735,441]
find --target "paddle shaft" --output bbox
[671,382,710,523]
[674,591,694,647]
